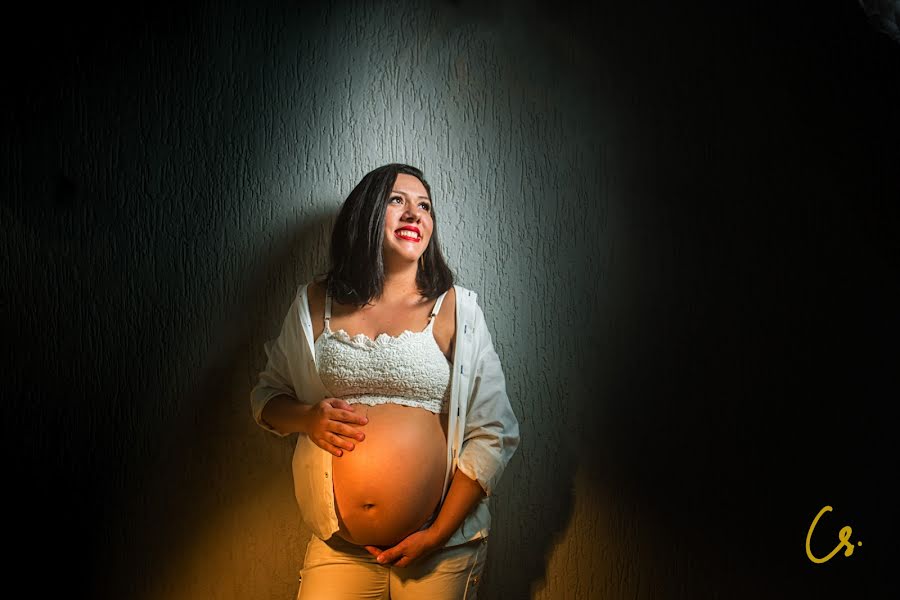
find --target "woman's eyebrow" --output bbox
[391,189,430,200]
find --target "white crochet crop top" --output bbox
[314,288,452,414]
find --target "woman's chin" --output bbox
[382,251,424,266]
[384,239,428,257]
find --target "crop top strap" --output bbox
[324,288,332,331]
[425,289,450,330]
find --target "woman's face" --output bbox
[382,173,433,266]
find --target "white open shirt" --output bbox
[250,282,520,546]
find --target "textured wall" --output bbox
[3,1,897,599]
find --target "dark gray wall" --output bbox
[3,1,897,598]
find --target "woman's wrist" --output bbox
[261,394,312,435]
[294,400,314,434]
[423,523,452,548]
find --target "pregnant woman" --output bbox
[250,163,520,599]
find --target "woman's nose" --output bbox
[403,205,423,220]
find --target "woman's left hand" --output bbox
[363,528,442,568]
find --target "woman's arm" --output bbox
[455,301,520,497]
[251,293,303,437]
[424,468,486,546]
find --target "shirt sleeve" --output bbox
[455,301,520,497]
[249,292,301,438]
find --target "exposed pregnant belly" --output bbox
[332,403,448,548]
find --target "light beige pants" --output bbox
[296,533,488,599]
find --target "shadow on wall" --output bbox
[96,209,335,600]
[502,411,576,600]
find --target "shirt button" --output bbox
[325,472,329,478]
[472,575,479,585]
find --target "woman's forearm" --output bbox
[427,468,487,546]
[260,394,312,435]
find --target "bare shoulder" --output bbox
[435,286,457,362]
[444,285,457,314]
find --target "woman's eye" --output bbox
[389,196,429,211]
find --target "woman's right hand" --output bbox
[302,398,368,457]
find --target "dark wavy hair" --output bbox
[317,163,454,307]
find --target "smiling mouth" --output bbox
[394,230,421,242]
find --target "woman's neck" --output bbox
[380,264,420,301]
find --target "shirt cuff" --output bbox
[251,389,294,438]
[456,444,504,497]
